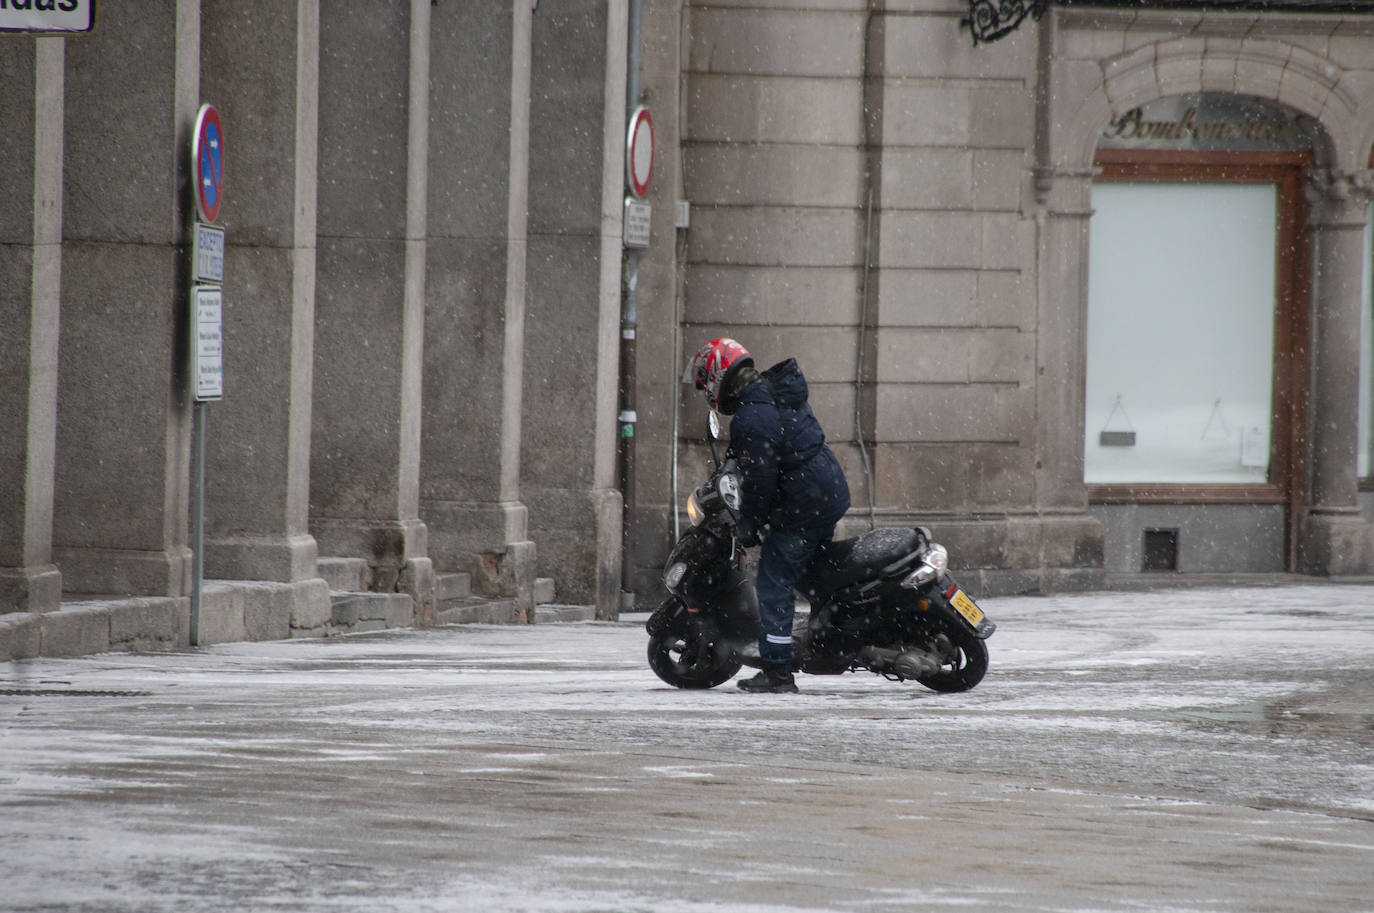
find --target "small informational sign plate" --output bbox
[192,286,224,402]
[194,222,225,284]
[191,104,225,224]
[623,198,651,249]
[0,1,96,33]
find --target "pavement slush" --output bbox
[3,583,1373,912]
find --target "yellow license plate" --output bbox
[949,588,984,628]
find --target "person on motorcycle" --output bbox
[686,338,851,693]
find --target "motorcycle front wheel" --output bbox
[915,623,989,693]
[647,625,742,689]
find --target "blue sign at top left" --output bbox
[192,104,224,223]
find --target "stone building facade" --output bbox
[649,0,1374,595]
[3,1,1373,659]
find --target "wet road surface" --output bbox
[3,583,1372,911]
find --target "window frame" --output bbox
[1087,151,1313,564]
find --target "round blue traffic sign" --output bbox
[192,104,224,223]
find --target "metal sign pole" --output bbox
[188,103,224,647]
[190,402,206,646]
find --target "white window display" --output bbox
[1085,182,1277,484]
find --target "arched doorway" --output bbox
[1084,93,1321,572]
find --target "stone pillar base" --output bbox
[424,499,536,620]
[422,500,529,569]
[205,534,320,584]
[471,541,536,622]
[400,556,436,625]
[523,488,622,620]
[53,546,192,598]
[310,518,429,592]
[0,564,62,614]
[1001,513,1106,573]
[1299,510,1374,576]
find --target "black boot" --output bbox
[737,669,799,693]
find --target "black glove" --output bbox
[737,519,761,548]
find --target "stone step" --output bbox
[435,597,519,625]
[435,571,472,602]
[330,591,414,631]
[533,603,596,623]
[317,557,370,592]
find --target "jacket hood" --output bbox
[725,355,848,532]
[761,358,808,408]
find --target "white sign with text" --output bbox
[0,1,96,33]
[193,286,223,402]
[194,222,225,284]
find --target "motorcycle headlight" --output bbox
[663,561,688,589]
[686,490,705,526]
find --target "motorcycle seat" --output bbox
[800,527,923,597]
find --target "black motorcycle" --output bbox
[647,414,995,692]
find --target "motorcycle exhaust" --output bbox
[857,645,940,679]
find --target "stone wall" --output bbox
[3,1,1373,662]
[0,1,630,654]
[626,0,1374,592]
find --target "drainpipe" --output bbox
[619,0,644,615]
[855,4,881,530]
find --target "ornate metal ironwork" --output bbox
[967,0,1049,45]
[969,1,1374,46]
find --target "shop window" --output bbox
[1088,95,1315,573]
[1086,182,1277,484]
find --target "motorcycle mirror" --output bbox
[707,411,722,467]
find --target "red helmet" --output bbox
[685,337,752,410]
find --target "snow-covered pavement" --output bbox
[2,583,1372,912]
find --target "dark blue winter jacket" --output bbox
[726,358,851,534]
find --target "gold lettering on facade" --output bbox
[1105,107,1292,145]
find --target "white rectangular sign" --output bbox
[194,222,225,284]
[193,286,223,402]
[623,199,651,249]
[0,1,96,33]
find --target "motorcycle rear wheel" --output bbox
[915,625,989,693]
[647,628,742,689]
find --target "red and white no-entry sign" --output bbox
[626,105,654,199]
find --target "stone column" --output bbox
[52,1,199,597]
[198,1,328,612]
[621,0,686,601]
[421,0,536,619]
[310,0,433,615]
[1028,168,1107,587]
[1299,169,1374,575]
[522,0,627,620]
[0,39,63,614]
[1031,170,1093,511]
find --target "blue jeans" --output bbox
[755,524,833,675]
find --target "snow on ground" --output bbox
[2,583,1373,912]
